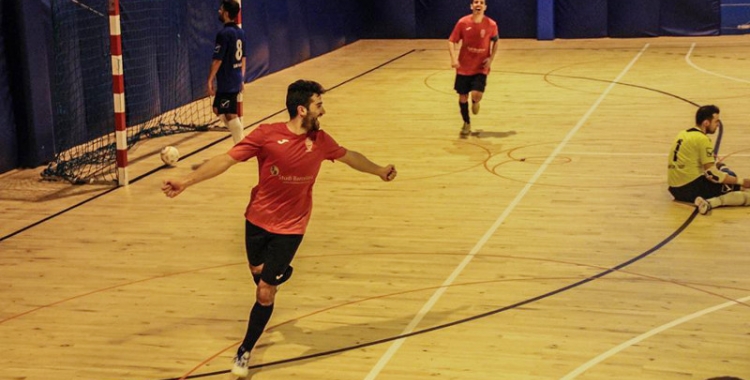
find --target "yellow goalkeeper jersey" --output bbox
[667,127,715,187]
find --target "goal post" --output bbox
[109,0,128,185]
[43,0,217,185]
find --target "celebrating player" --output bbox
[448,0,499,137]
[162,79,397,378]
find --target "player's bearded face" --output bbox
[302,95,324,132]
[302,112,320,131]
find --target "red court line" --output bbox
[0,262,242,325]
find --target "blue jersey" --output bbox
[213,23,247,93]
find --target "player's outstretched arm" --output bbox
[162,153,239,198]
[337,150,397,182]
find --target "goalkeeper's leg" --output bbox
[700,191,750,214]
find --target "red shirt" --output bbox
[449,15,499,76]
[228,122,347,234]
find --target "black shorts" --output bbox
[213,92,239,115]
[668,176,740,203]
[454,74,487,95]
[245,220,304,286]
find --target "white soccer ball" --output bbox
[160,146,180,166]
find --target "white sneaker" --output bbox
[460,122,471,137]
[231,351,250,378]
[694,196,712,215]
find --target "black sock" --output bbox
[239,302,275,355]
[459,102,470,123]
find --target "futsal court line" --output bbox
[0,50,418,243]
[686,43,750,84]
[560,294,750,379]
[565,152,750,157]
[362,43,651,380]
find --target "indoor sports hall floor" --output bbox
[1,37,749,380]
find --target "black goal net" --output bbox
[43,0,217,184]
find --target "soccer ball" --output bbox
[160,146,180,166]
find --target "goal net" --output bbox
[43,0,216,184]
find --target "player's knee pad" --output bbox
[276,265,293,285]
[252,273,261,285]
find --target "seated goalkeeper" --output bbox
[667,104,749,215]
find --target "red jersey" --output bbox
[448,15,499,76]
[228,122,347,234]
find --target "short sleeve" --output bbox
[212,32,227,61]
[316,131,347,161]
[228,125,265,161]
[699,136,715,166]
[448,20,463,43]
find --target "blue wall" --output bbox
[720,0,750,34]
[0,0,17,173]
[552,0,720,39]
[243,0,362,78]
[0,0,735,174]
[415,0,536,38]
[555,0,608,38]
[608,0,661,38]
[660,0,721,36]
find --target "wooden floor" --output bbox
[2,37,750,380]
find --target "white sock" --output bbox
[226,116,244,144]
[712,191,750,208]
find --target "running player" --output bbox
[448,0,499,137]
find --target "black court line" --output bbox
[159,208,700,380]
[0,50,417,244]
[158,59,724,380]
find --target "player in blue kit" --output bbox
[208,0,247,144]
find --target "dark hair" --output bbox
[220,0,240,20]
[696,105,720,126]
[286,80,326,118]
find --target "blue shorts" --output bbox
[213,92,239,115]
